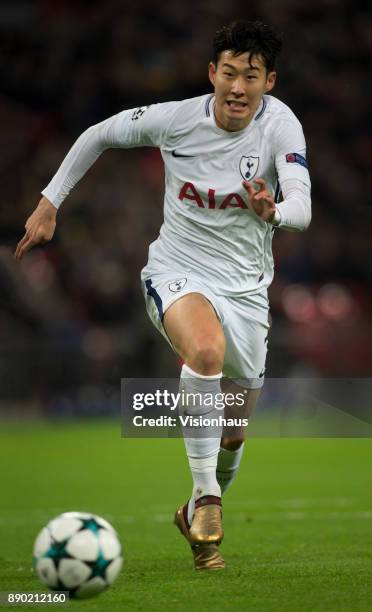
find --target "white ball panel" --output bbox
[98,530,121,560]
[33,528,51,557]
[61,511,93,521]
[58,559,91,589]
[35,558,59,588]
[105,557,123,585]
[48,517,82,541]
[65,529,99,561]
[75,577,107,599]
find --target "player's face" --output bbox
[209,51,276,132]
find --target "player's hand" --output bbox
[243,178,276,223]
[14,197,57,261]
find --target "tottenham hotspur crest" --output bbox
[169,278,187,293]
[239,156,259,180]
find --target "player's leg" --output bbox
[216,291,270,498]
[164,292,225,375]
[217,382,261,494]
[164,293,225,544]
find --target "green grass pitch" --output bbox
[0,421,371,611]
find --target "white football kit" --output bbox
[42,93,311,387]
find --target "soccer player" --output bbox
[15,20,311,570]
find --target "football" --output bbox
[32,511,122,599]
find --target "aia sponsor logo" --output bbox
[179,182,248,210]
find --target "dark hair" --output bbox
[212,20,283,72]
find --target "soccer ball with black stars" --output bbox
[33,512,122,598]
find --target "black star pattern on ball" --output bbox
[79,518,103,534]
[87,550,111,579]
[44,538,73,569]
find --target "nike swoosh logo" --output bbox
[171,150,195,158]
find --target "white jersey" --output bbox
[42,94,311,296]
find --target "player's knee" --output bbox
[189,337,224,375]
[221,435,245,451]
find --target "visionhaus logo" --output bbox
[177,414,249,428]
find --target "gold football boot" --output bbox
[189,495,224,544]
[174,503,225,570]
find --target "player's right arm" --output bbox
[14,102,178,260]
[14,196,57,260]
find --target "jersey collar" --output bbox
[206,95,268,129]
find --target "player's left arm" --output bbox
[243,117,312,232]
[270,117,312,232]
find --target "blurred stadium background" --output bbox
[0,0,371,418]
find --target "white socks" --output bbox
[179,364,222,526]
[180,364,246,525]
[216,443,245,494]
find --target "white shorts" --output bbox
[141,271,270,389]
